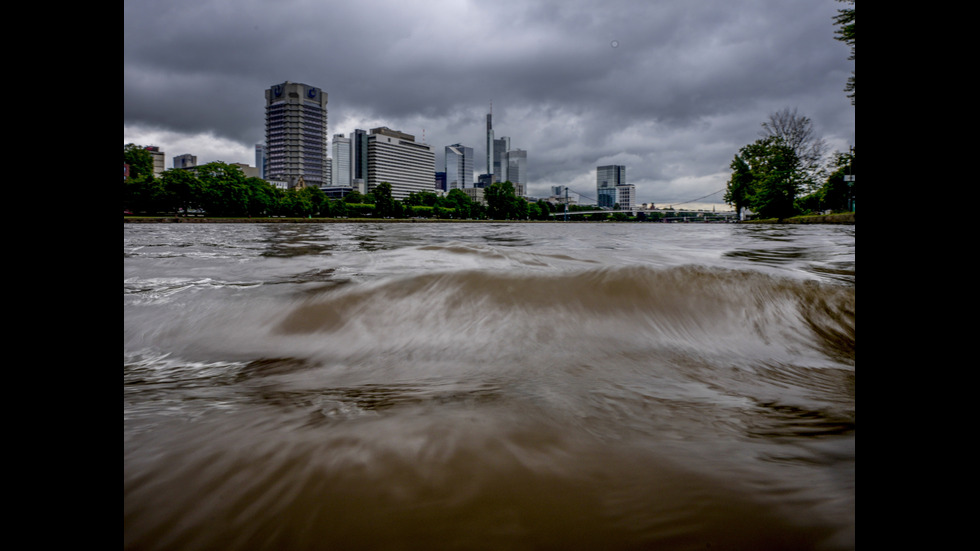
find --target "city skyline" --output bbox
[124,0,854,208]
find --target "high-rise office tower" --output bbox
[493,137,510,184]
[596,165,626,208]
[264,81,328,188]
[486,110,494,180]
[351,128,369,194]
[254,144,266,179]
[173,153,197,169]
[503,149,527,197]
[332,134,352,189]
[367,127,435,201]
[445,144,474,190]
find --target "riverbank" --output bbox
[743,212,854,225]
[125,214,853,224]
[124,217,543,224]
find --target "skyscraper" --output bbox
[264,81,328,188]
[596,165,626,208]
[486,110,494,180]
[254,144,266,179]
[332,134,352,189]
[445,144,474,190]
[366,127,435,201]
[493,136,510,184]
[503,149,527,197]
[351,128,369,194]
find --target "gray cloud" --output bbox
[124,0,854,205]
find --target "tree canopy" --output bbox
[725,136,804,219]
[834,0,855,105]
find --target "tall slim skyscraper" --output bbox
[445,144,474,190]
[493,137,510,184]
[254,144,266,179]
[332,134,352,188]
[351,128,369,193]
[264,81,328,188]
[486,110,494,179]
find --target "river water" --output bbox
[123,221,855,551]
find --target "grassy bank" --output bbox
[742,212,855,225]
[124,212,854,224]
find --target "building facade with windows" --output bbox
[254,144,266,178]
[493,137,510,184]
[596,165,626,208]
[366,127,435,201]
[264,81,328,189]
[503,149,527,197]
[445,144,474,190]
[332,134,352,189]
[616,184,636,211]
[173,153,197,169]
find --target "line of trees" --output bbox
[724,2,855,219]
[124,144,564,220]
[724,110,855,219]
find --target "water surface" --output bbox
[124,222,855,551]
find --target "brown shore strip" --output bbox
[742,212,854,225]
[124,213,853,224]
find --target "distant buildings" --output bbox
[503,149,527,197]
[550,185,580,205]
[493,136,510,183]
[596,165,626,208]
[254,144,266,178]
[351,128,369,194]
[486,111,494,181]
[145,146,165,177]
[595,165,636,210]
[332,134,352,189]
[445,144,474,190]
[264,81,328,189]
[366,127,435,201]
[173,153,197,169]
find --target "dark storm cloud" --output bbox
[124,0,854,205]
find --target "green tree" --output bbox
[819,150,855,212]
[444,188,475,219]
[373,182,395,218]
[123,144,161,213]
[123,144,154,182]
[331,198,348,217]
[725,136,804,219]
[485,181,526,220]
[343,190,365,204]
[760,108,826,194]
[405,190,439,207]
[724,154,755,216]
[196,162,250,216]
[160,168,203,215]
[244,177,278,216]
[834,0,855,105]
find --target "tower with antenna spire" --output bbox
[486,101,494,180]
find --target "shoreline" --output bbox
[124,213,853,225]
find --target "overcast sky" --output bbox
[123,0,854,208]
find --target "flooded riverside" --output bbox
[124,222,855,551]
